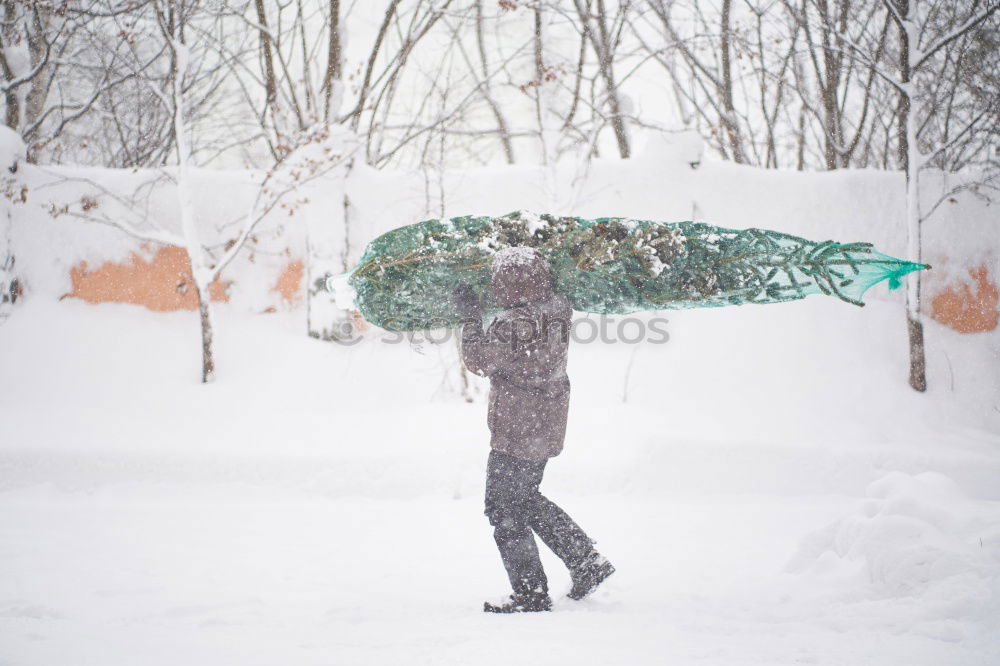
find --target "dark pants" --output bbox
[484,450,595,595]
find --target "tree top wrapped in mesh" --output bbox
[345,210,928,331]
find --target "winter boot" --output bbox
[483,591,553,613]
[568,553,615,600]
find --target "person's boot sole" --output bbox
[483,598,553,613]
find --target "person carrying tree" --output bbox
[454,246,615,614]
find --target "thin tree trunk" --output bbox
[305,158,354,341]
[818,0,842,170]
[593,0,630,159]
[455,335,473,402]
[796,103,806,170]
[719,0,745,163]
[896,0,926,392]
[254,0,277,105]
[322,0,342,122]
[23,4,49,155]
[0,1,21,131]
[575,0,630,159]
[341,169,351,272]
[534,6,558,208]
[197,288,215,383]
[166,0,216,382]
[904,100,926,392]
[475,0,514,164]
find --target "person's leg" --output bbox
[527,472,616,601]
[484,450,548,596]
[527,493,596,570]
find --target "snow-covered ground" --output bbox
[2,296,998,665]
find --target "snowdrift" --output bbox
[788,471,1000,597]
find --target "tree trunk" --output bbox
[796,103,806,171]
[196,287,215,383]
[253,0,280,157]
[904,102,926,392]
[896,2,927,392]
[322,0,342,122]
[167,1,219,382]
[907,312,926,392]
[719,0,745,163]
[23,5,49,156]
[455,335,473,403]
[475,0,514,164]
[593,0,630,159]
[533,7,559,209]
[305,159,355,341]
[818,0,842,170]
[0,206,16,322]
[0,1,19,131]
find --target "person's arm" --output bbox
[454,284,510,378]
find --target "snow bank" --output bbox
[785,471,1000,645]
[788,471,1000,598]
[636,129,705,168]
[6,133,997,311]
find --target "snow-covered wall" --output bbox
[4,135,997,319]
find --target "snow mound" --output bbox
[638,129,705,168]
[787,471,1000,597]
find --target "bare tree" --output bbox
[828,0,999,391]
[782,0,896,169]
[42,0,351,381]
[231,0,464,338]
[572,0,633,158]
[42,124,351,382]
[473,0,516,164]
[429,0,519,165]
[0,1,165,164]
[636,0,749,163]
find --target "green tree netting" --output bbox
[346,210,929,331]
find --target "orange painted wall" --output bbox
[62,247,999,334]
[273,260,304,306]
[930,265,999,334]
[67,246,229,312]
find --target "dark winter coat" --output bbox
[460,248,572,461]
